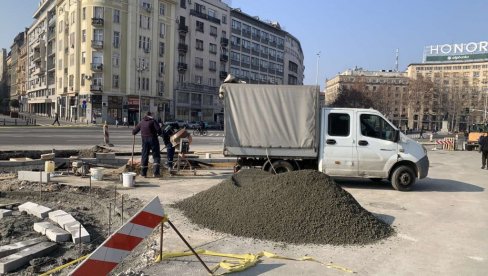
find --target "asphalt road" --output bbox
[0,126,224,151]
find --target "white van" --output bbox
[221,83,429,191]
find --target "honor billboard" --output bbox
[423,41,488,63]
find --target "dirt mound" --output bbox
[174,169,393,245]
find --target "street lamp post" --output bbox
[136,65,147,122]
[315,51,321,86]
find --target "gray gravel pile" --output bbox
[174,169,393,245]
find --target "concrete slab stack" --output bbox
[17,202,51,218]
[0,242,56,273]
[33,222,70,242]
[49,210,90,244]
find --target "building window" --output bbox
[159,3,165,15]
[113,9,120,23]
[113,75,119,88]
[159,22,166,38]
[82,30,86,42]
[81,52,86,64]
[94,7,104,19]
[209,60,216,71]
[139,15,150,29]
[195,57,203,69]
[231,19,241,31]
[210,25,217,37]
[82,8,86,20]
[196,21,204,32]
[113,31,120,48]
[159,42,165,57]
[112,54,119,67]
[195,75,203,84]
[196,39,203,51]
[209,43,217,54]
[93,29,104,42]
[222,14,227,24]
[159,62,164,75]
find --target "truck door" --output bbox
[356,112,398,178]
[320,109,358,176]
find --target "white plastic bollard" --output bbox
[429,134,433,142]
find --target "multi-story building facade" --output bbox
[0,48,9,112]
[173,0,230,123]
[229,8,304,86]
[26,0,56,116]
[10,31,29,112]
[53,0,176,124]
[407,41,488,131]
[325,68,410,129]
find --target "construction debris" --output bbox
[175,169,394,245]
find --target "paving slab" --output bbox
[0,209,12,218]
[0,242,56,273]
[48,210,68,223]
[45,227,71,243]
[56,214,77,229]
[0,238,46,258]
[18,202,51,218]
[33,222,56,235]
[64,221,90,244]
[17,171,50,182]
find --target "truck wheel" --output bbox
[270,160,294,174]
[391,165,415,191]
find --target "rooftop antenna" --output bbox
[395,48,399,72]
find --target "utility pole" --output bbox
[315,51,321,86]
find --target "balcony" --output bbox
[33,51,42,62]
[220,37,228,46]
[177,62,187,72]
[91,18,104,27]
[178,43,188,53]
[91,40,104,49]
[33,67,45,76]
[90,63,103,71]
[219,71,228,79]
[47,61,55,71]
[90,85,102,92]
[141,4,152,13]
[220,54,228,62]
[178,24,188,34]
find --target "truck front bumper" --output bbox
[416,155,429,179]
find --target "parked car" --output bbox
[186,121,200,129]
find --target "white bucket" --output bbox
[45,161,55,173]
[90,167,104,181]
[122,172,136,187]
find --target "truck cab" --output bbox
[319,108,429,191]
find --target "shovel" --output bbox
[129,135,136,172]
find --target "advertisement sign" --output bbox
[423,41,488,63]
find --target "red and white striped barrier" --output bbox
[70,197,165,276]
[436,140,453,145]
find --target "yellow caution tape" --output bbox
[155,249,354,274]
[39,255,88,276]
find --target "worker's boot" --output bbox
[140,166,148,178]
[153,164,161,177]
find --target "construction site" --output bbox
[0,142,487,275]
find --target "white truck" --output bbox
[220,83,429,191]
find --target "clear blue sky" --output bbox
[1,0,487,89]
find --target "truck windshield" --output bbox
[360,114,396,141]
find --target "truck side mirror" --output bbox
[393,129,400,142]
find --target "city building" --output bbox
[407,41,488,131]
[325,68,410,129]
[26,0,56,116]
[10,31,29,112]
[229,8,304,86]
[172,0,231,123]
[52,0,177,124]
[0,48,8,112]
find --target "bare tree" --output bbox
[407,76,434,130]
[328,86,374,108]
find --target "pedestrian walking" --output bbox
[52,113,60,126]
[115,119,119,128]
[132,112,162,177]
[479,132,488,169]
[123,116,128,127]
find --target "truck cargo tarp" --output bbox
[222,84,319,150]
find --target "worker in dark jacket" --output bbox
[162,122,179,172]
[132,112,162,177]
[479,132,488,169]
